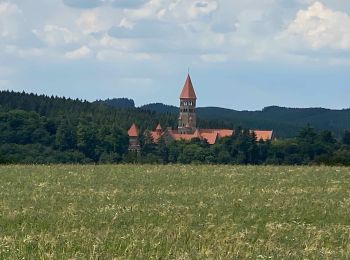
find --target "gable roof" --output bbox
[163,128,274,145]
[199,129,233,139]
[128,123,139,137]
[253,130,274,141]
[200,132,218,145]
[180,74,197,99]
[156,123,162,131]
[167,131,196,141]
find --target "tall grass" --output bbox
[0,165,349,258]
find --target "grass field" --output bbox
[0,165,350,259]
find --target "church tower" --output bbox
[178,74,197,134]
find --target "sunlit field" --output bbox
[0,165,350,258]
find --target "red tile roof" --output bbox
[180,74,197,99]
[150,131,162,143]
[253,130,274,141]
[199,129,234,138]
[167,131,196,141]
[167,129,219,145]
[165,129,273,144]
[200,132,218,145]
[194,129,201,138]
[145,125,273,145]
[128,123,139,137]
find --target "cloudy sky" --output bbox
[1,0,350,110]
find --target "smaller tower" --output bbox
[128,123,140,151]
[156,123,162,134]
[178,74,197,134]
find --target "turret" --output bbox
[178,74,197,134]
[128,123,140,151]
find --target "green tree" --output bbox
[77,122,98,161]
[55,120,77,151]
[342,130,350,145]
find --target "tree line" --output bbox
[129,126,350,165]
[1,90,350,165]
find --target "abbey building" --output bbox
[128,74,273,150]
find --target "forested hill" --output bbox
[140,103,350,137]
[94,98,135,109]
[2,90,350,139]
[2,90,350,165]
[93,99,350,138]
[0,91,178,163]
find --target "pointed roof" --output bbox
[128,123,139,137]
[180,74,197,99]
[194,129,201,138]
[156,123,162,131]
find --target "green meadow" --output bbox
[0,165,349,259]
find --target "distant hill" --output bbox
[3,91,347,138]
[1,91,349,165]
[196,106,350,138]
[140,103,178,114]
[95,98,135,109]
[135,103,350,138]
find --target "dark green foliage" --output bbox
[2,90,350,165]
[342,130,350,145]
[95,98,135,108]
[140,103,178,113]
[135,102,350,138]
[0,91,177,163]
[139,125,350,165]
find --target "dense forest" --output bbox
[1,90,350,165]
[92,98,350,138]
[140,103,350,138]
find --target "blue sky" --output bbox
[1,0,350,110]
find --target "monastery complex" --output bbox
[128,75,274,151]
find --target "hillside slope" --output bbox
[2,91,350,138]
[140,103,350,137]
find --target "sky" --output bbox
[1,0,350,110]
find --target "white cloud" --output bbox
[96,50,153,61]
[188,1,218,19]
[200,53,227,63]
[2,45,46,59]
[125,0,218,22]
[63,0,148,9]
[0,2,21,16]
[97,34,134,50]
[76,11,104,34]
[2,0,350,68]
[124,0,164,20]
[76,10,118,34]
[0,2,22,38]
[279,2,350,50]
[119,18,135,29]
[65,45,92,59]
[33,25,78,47]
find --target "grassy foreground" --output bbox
[0,165,350,259]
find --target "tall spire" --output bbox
[178,73,197,134]
[180,74,197,99]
